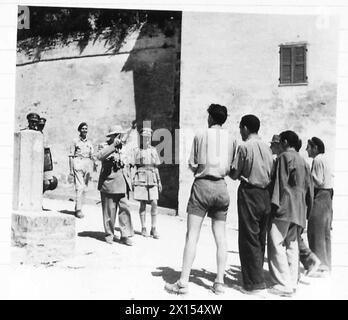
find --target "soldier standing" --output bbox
[39,117,58,193]
[97,125,134,246]
[22,112,40,131]
[69,122,94,218]
[132,127,162,239]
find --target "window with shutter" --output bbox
[279,43,307,86]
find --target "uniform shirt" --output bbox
[230,134,273,188]
[70,137,94,159]
[188,125,237,179]
[311,153,333,189]
[133,146,161,167]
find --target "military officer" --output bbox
[69,122,94,218]
[38,117,47,133]
[97,125,134,246]
[39,117,58,193]
[22,112,40,131]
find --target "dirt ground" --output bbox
[6,197,348,300]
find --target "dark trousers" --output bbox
[100,192,134,241]
[308,189,333,271]
[237,183,271,290]
[299,234,315,270]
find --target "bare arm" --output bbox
[188,136,198,173]
[229,145,245,180]
[68,141,75,174]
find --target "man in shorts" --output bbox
[165,104,237,295]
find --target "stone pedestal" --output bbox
[12,211,75,264]
[12,130,76,264]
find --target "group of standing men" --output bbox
[165,104,333,297]
[68,122,162,247]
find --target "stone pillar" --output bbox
[12,130,76,265]
[13,130,43,212]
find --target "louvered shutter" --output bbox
[293,46,306,83]
[279,44,307,85]
[280,47,292,84]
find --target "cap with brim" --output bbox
[27,112,40,122]
[140,128,153,136]
[106,125,126,137]
[270,134,280,144]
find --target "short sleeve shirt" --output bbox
[133,146,161,167]
[311,153,333,189]
[188,126,237,179]
[70,137,94,159]
[230,134,273,188]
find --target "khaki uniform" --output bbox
[132,146,161,201]
[69,137,94,212]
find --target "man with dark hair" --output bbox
[165,104,237,295]
[239,114,260,135]
[69,122,94,218]
[306,137,333,277]
[268,131,313,296]
[230,114,273,294]
[207,104,228,124]
[292,137,321,277]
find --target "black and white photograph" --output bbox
[0,0,348,301]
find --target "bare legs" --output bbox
[179,214,205,284]
[179,215,227,286]
[139,200,159,238]
[139,201,147,231]
[212,219,227,284]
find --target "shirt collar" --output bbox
[246,133,260,141]
[314,153,324,160]
[210,124,222,129]
[79,136,88,142]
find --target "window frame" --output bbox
[279,42,308,87]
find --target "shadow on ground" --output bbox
[78,230,136,247]
[152,266,242,292]
[151,263,273,296]
[78,231,106,242]
[59,209,76,216]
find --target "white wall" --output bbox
[179,12,339,221]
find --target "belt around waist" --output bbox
[240,180,269,190]
[196,175,224,181]
[314,188,334,197]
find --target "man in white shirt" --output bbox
[165,104,236,295]
[306,137,334,276]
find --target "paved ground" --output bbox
[7,197,348,300]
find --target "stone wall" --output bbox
[15,18,181,209]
